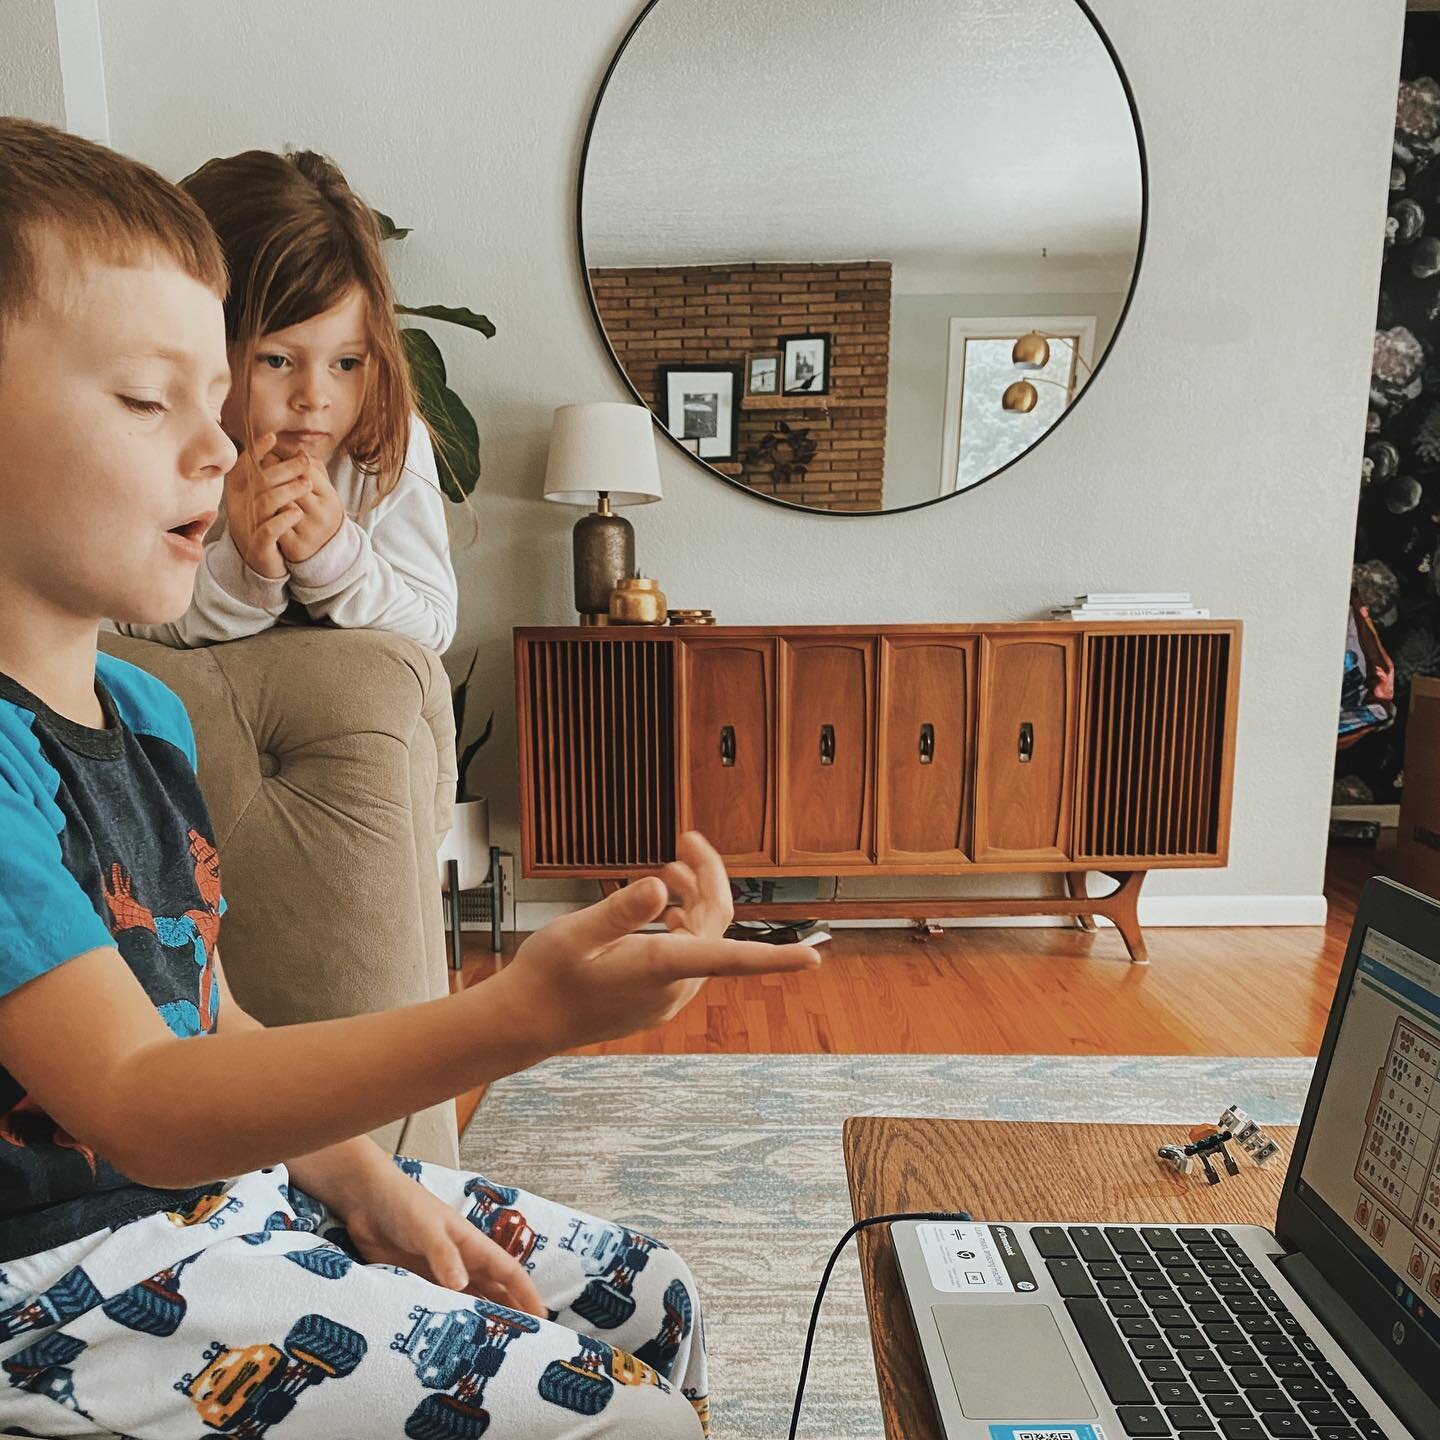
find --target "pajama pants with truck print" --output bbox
[0,1157,708,1438]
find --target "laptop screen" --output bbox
[1295,923,1440,1347]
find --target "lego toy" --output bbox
[1157,1106,1285,1184]
[1218,1105,1284,1167]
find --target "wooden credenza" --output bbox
[513,622,1241,962]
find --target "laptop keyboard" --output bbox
[1029,1224,1389,1440]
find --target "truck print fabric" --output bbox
[0,1156,709,1437]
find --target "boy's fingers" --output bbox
[551,876,668,954]
[657,860,699,929]
[640,933,821,982]
[493,1262,545,1317]
[677,830,732,905]
[455,1226,545,1316]
[427,1233,469,1292]
[671,829,725,881]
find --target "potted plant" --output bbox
[438,649,495,894]
[372,207,493,504]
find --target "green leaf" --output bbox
[457,710,495,803]
[396,303,496,340]
[401,327,480,502]
[371,208,412,240]
[452,648,479,746]
[402,325,448,387]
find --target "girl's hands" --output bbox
[277,452,346,565]
[496,831,820,1054]
[224,432,310,579]
[338,1164,546,1316]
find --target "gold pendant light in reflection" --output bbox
[1000,331,1093,412]
[1002,380,1039,412]
[1012,331,1053,370]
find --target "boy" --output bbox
[0,118,820,1438]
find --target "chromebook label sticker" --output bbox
[917,1223,1038,1293]
[986,1427,1108,1440]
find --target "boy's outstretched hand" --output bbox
[494,831,821,1054]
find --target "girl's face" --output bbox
[223,285,370,466]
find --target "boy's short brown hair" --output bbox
[0,117,226,357]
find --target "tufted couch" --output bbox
[100,626,461,1167]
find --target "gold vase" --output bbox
[609,576,668,625]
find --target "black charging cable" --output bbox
[788,1209,973,1438]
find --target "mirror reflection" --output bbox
[581,0,1144,514]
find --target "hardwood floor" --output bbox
[450,837,1397,1133]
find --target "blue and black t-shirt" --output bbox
[0,654,226,1261]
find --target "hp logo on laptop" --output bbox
[1392,1320,1406,1346]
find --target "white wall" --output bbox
[1,0,63,129]
[6,0,1405,923]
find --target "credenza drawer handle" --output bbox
[720,725,736,767]
[820,724,835,766]
[1018,721,1034,763]
[919,723,935,765]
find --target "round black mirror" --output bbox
[579,0,1147,515]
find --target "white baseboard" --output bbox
[1330,804,1400,825]
[514,893,1328,933]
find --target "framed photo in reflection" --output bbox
[746,351,781,397]
[658,364,742,461]
[780,333,831,395]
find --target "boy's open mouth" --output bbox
[167,512,217,542]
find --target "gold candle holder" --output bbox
[609,576,668,625]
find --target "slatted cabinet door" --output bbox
[779,637,876,865]
[972,633,1079,864]
[679,638,775,866]
[877,636,976,864]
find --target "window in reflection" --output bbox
[940,318,1094,494]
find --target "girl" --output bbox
[116,148,458,654]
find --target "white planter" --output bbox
[438,796,491,892]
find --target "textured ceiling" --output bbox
[582,0,1144,289]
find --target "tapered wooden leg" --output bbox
[1066,871,1097,932]
[598,880,625,898]
[446,859,463,972]
[1102,870,1148,964]
[488,845,503,954]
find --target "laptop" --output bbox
[893,875,1440,1440]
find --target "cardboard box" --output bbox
[1396,676,1440,903]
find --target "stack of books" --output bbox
[1052,592,1210,620]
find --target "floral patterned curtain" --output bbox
[1341,16,1440,807]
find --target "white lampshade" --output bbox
[543,402,663,507]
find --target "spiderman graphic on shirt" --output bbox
[104,826,224,1037]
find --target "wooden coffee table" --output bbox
[843,1117,1300,1440]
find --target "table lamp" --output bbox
[543,402,663,625]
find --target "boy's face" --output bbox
[223,287,370,468]
[0,232,237,628]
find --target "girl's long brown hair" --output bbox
[181,147,420,499]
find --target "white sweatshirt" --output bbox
[116,416,459,654]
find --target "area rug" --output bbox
[459,1054,1316,1439]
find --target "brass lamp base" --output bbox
[573,494,634,624]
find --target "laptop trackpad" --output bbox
[932,1304,1097,1420]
